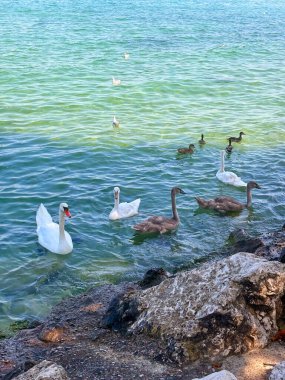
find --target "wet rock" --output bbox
[138,268,173,289]
[101,287,140,332]
[269,361,285,380]
[255,229,285,261]
[228,227,285,262]
[14,360,69,379]
[227,228,263,254]
[129,252,285,362]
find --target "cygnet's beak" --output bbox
[180,189,186,194]
[256,183,261,189]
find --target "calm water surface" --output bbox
[0,0,285,334]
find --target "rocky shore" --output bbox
[1,226,285,380]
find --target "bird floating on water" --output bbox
[228,131,245,143]
[199,134,206,145]
[124,52,130,60]
[36,203,73,255]
[133,187,186,234]
[177,144,195,154]
[112,77,121,86]
[195,181,261,213]
[112,116,120,128]
[216,150,246,187]
[109,187,140,220]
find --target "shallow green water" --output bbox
[0,0,285,333]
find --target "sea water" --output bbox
[0,0,285,334]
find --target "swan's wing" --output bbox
[216,171,246,187]
[214,196,240,204]
[232,178,247,187]
[37,224,72,254]
[133,218,164,233]
[133,215,177,233]
[118,198,141,218]
[212,196,243,212]
[36,203,53,227]
[37,223,59,253]
[64,231,73,249]
[128,198,141,210]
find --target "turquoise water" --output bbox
[1,0,285,333]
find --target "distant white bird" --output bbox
[112,77,121,86]
[216,150,246,187]
[124,52,130,60]
[109,187,141,220]
[36,203,73,254]
[112,116,120,128]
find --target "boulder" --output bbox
[228,228,285,261]
[269,361,285,380]
[128,252,285,362]
[193,370,237,380]
[14,360,69,379]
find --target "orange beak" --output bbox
[64,209,71,218]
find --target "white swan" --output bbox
[112,77,121,86]
[109,187,140,220]
[216,150,246,187]
[36,203,73,254]
[123,52,129,60]
[112,116,120,128]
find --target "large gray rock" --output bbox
[129,252,285,362]
[14,360,69,380]
[269,361,285,380]
[193,370,237,380]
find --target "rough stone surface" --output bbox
[193,370,237,380]
[256,229,285,261]
[129,252,285,362]
[138,268,173,289]
[228,228,285,261]
[2,283,213,380]
[14,360,69,380]
[2,227,285,380]
[269,361,285,380]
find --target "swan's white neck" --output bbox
[220,150,225,172]
[59,210,66,241]
[114,192,120,210]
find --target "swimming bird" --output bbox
[132,187,186,234]
[216,150,246,187]
[112,116,120,128]
[124,52,130,60]
[36,203,73,254]
[226,138,233,154]
[195,181,261,213]
[228,131,245,142]
[177,144,195,154]
[109,187,141,220]
[112,77,121,86]
[199,134,206,145]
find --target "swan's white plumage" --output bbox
[112,77,121,86]
[109,187,140,220]
[36,203,73,255]
[112,116,120,127]
[216,150,246,187]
